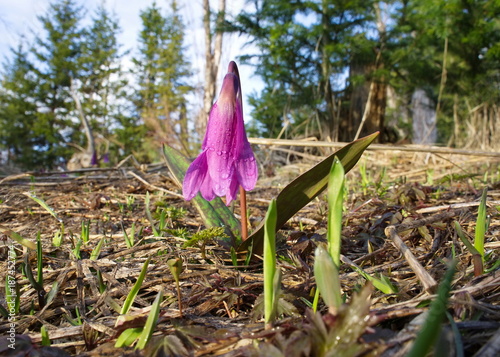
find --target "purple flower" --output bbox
[183,61,258,205]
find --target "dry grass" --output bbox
[0,148,499,356]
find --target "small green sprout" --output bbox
[41,325,51,346]
[263,199,279,327]
[81,220,90,244]
[183,227,228,260]
[167,258,183,317]
[120,257,151,316]
[474,188,488,263]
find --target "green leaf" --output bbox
[41,325,51,346]
[115,327,144,348]
[239,132,379,254]
[121,257,150,315]
[0,226,36,250]
[26,193,61,222]
[90,237,105,261]
[314,245,342,312]
[327,158,345,268]
[45,281,59,306]
[263,199,278,324]
[407,260,457,357]
[136,288,164,349]
[162,144,241,244]
[474,188,487,261]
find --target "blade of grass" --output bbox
[407,259,457,357]
[90,238,105,261]
[135,288,164,349]
[23,253,45,308]
[120,257,151,315]
[263,199,278,327]
[0,225,36,250]
[25,193,61,222]
[454,221,483,276]
[40,325,51,346]
[474,188,487,262]
[327,158,344,268]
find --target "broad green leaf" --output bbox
[136,288,164,349]
[314,245,342,312]
[407,260,457,357]
[163,145,241,244]
[239,132,379,254]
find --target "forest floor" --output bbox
[0,145,499,356]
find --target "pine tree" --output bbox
[0,43,41,169]
[132,0,193,159]
[30,0,86,167]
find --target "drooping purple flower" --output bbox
[183,61,258,205]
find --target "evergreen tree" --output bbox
[78,4,140,163]
[231,0,375,141]
[30,0,86,167]
[132,0,193,159]
[0,43,41,169]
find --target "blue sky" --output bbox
[0,0,262,121]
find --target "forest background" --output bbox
[0,0,499,171]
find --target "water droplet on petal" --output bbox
[221,173,229,179]
[216,151,222,156]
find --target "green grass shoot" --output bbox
[26,193,61,222]
[81,220,90,243]
[455,221,483,276]
[136,288,164,349]
[167,258,183,317]
[0,227,36,250]
[327,157,344,268]
[52,223,64,247]
[122,222,135,248]
[474,188,488,262]
[314,245,342,314]
[90,238,105,261]
[263,198,278,326]
[407,259,457,357]
[120,257,151,315]
[41,325,51,346]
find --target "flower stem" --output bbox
[239,186,248,241]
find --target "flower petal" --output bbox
[182,151,208,201]
[225,172,240,205]
[199,173,216,201]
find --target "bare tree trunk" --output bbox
[321,0,337,141]
[198,0,225,137]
